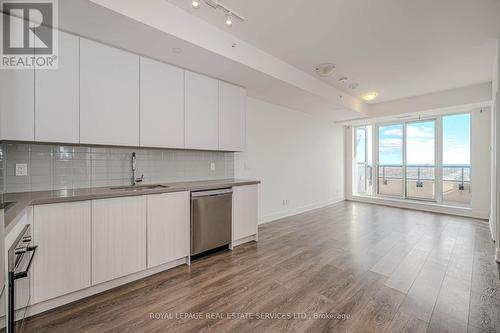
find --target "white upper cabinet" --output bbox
[0,68,34,141]
[140,57,184,148]
[219,82,246,151]
[35,30,79,143]
[184,71,219,150]
[0,12,34,141]
[80,39,139,146]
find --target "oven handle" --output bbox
[14,245,37,280]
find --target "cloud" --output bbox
[383,128,403,136]
[407,125,434,139]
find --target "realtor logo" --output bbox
[1,0,58,69]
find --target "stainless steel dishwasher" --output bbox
[191,188,232,257]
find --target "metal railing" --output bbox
[377,165,470,190]
[442,165,471,190]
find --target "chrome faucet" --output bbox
[131,152,144,186]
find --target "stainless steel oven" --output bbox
[8,225,37,333]
[191,189,232,257]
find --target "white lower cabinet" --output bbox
[32,201,91,304]
[28,186,257,309]
[147,192,190,268]
[232,185,258,244]
[92,196,147,285]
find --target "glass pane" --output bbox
[366,126,373,195]
[378,124,403,196]
[406,120,435,200]
[355,128,366,194]
[442,114,471,204]
[356,128,366,164]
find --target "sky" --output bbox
[377,114,470,166]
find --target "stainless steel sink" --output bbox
[109,184,169,191]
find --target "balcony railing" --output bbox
[375,164,470,203]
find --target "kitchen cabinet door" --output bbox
[147,192,190,268]
[232,185,258,242]
[0,13,34,141]
[184,71,219,150]
[35,30,79,143]
[80,38,139,146]
[219,82,246,151]
[140,57,185,148]
[32,201,91,304]
[92,196,146,285]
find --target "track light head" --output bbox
[225,13,233,27]
[191,0,200,9]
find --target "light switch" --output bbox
[210,162,216,171]
[15,164,28,176]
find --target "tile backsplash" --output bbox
[1,143,234,193]
[0,144,4,195]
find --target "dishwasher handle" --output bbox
[191,188,233,198]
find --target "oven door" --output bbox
[8,226,36,333]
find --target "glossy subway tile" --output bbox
[3,143,235,193]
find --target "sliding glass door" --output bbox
[355,127,367,194]
[378,124,403,197]
[355,126,373,195]
[442,114,471,204]
[355,112,471,206]
[405,120,436,200]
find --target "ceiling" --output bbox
[52,0,364,121]
[166,0,500,103]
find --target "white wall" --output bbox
[472,108,492,219]
[368,83,492,118]
[492,39,499,261]
[235,98,345,224]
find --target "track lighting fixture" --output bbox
[189,0,245,26]
[225,13,233,27]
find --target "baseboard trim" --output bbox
[232,234,258,248]
[259,197,344,225]
[348,195,489,221]
[26,257,188,318]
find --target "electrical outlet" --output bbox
[210,162,216,171]
[15,163,28,176]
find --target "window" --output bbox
[355,126,373,195]
[406,120,435,200]
[378,124,403,196]
[442,114,471,204]
[353,112,472,207]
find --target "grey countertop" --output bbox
[1,178,260,235]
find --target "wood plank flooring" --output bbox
[23,201,500,333]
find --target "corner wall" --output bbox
[235,97,345,224]
[492,39,500,261]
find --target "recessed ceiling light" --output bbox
[191,0,201,9]
[349,83,359,90]
[315,63,335,77]
[225,13,233,27]
[338,77,348,83]
[361,92,379,102]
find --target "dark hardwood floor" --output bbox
[24,201,500,333]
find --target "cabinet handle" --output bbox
[14,246,37,280]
